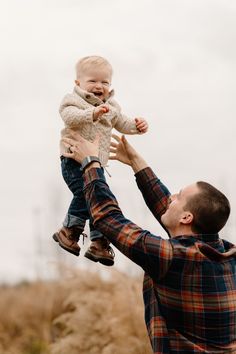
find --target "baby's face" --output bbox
[76,66,112,101]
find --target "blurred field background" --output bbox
[0,268,152,354]
[1,0,235,283]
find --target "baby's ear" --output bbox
[75,80,80,86]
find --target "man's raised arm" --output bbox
[110,135,170,232]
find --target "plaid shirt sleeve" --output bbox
[83,167,173,279]
[135,168,171,237]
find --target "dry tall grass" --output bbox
[0,269,152,354]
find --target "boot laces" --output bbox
[107,245,115,258]
[81,232,87,245]
[101,238,115,258]
[69,228,87,243]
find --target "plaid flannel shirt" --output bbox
[83,167,236,353]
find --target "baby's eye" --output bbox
[89,80,95,83]
[102,81,109,85]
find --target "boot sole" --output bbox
[52,233,80,257]
[84,250,114,266]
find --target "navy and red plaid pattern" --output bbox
[83,167,236,353]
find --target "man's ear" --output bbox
[75,80,80,86]
[180,211,193,225]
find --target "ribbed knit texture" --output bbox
[60,86,139,166]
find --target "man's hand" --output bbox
[135,118,148,133]
[62,131,100,163]
[110,134,148,173]
[110,134,132,165]
[93,104,109,121]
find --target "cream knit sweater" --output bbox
[60,85,139,166]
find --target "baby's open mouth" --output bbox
[93,92,103,96]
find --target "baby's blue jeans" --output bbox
[61,156,104,241]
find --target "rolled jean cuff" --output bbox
[90,229,104,241]
[63,214,86,229]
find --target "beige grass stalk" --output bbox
[0,269,152,354]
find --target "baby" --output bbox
[53,55,148,266]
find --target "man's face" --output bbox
[161,183,199,235]
[76,66,111,101]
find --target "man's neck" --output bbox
[169,226,197,238]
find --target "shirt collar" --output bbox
[194,234,219,242]
[173,233,219,242]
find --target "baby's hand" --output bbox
[135,118,148,133]
[93,104,109,121]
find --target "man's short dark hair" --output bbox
[184,181,230,234]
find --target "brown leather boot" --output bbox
[52,226,84,256]
[84,237,115,266]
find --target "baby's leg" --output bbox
[62,157,89,230]
[84,221,115,266]
[53,157,88,256]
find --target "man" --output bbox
[62,132,236,353]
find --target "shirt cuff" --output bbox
[134,166,153,180]
[83,167,105,188]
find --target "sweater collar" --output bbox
[74,85,115,106]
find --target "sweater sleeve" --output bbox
[59,94,95,128]
[135,167,171,237]
[110,100,139,134]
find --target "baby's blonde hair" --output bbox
[75,55,113,79]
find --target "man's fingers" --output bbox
[67,130,99,144]
[62,151,73,158]
[109,154,116,160]
[111,133,128,146]
[62,137,77,145]
[121,135,128,144]
[61,138,79,156]
[110,141,118,148]
[66,130,82,139]
[62,140,75,151]
[111,134,121,143]
[109,147,117,153]
[62,141,71,148]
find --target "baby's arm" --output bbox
[59,94,94,127]
[114,111,148,135]
[60,93,110,127]
[93,104,109,121]
[60,94,108,128]
[111,99,148,135]
[60,105,94,127]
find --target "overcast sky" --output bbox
[0,0,236,282]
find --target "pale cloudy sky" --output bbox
[0,0,235,282]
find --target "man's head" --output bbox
[75,56,113,101]
[161,181,230,237]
